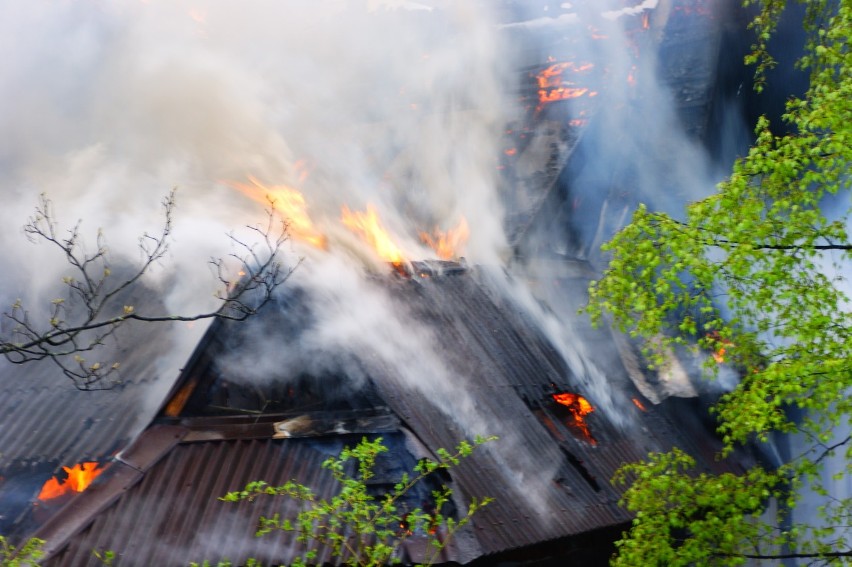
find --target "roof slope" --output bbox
[0,289,207,539]
[42,265,752,565]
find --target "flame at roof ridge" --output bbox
[419,216,469,260]
[341,204,407,266]
[227,175,328,250]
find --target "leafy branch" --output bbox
[219,435,496,566]
[2,190,297,389]
[0,536,44,567]
[586,0,852,563]
[644,210,852,251]
[718,549,852,561]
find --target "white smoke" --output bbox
[0,0,737,511]
[0,0,509,380]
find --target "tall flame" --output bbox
[227,176,327,249]
[552,392,596,445]
[341,205,406,266]
[38,462,104,501]
[419,217,469,260]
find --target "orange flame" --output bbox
[227,176,327,249]
[419,217,469,260]
[552,392,596,445]
[341,205,406,266]
[38,462,104,501]
[535,62,595,106]
[706,331,733,364]
[540,87,589,104]
[188,8,206,23]
[588,26,608,40]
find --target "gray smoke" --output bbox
[0,0,738,506]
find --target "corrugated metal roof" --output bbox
[42,265,751,565]
[14,4,743,560]
[48,434,458,567]
[362,269,744,556]
[0,291,209,539]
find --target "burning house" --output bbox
[27,260,754,566]
[0,0,758,565]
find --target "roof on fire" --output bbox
[1,1,747,563]
[0,288,209,541]
[37,264,752,566]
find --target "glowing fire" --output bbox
[341,205,406,266]
[552,392,596,445]
[588,26,608,40]
[38,462,104,501]
[541,86,589,104]
[419,217,469,260]
[227,176,327,249]
[188,8,206,23]
[535,61,595,106]
[706,331,733,364]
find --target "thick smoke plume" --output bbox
[1,0,739,508]
[1,1,510,405]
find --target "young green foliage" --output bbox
[586,0,852,563]
[0,536,44,567]
[92,549,116,566]
[220,435,496,567]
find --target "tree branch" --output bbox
[2,191,296,389]
[717,550,852,560]
[650,213,852,251]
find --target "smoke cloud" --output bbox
[0,0,742,514]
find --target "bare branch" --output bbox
[2,191,295,389]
